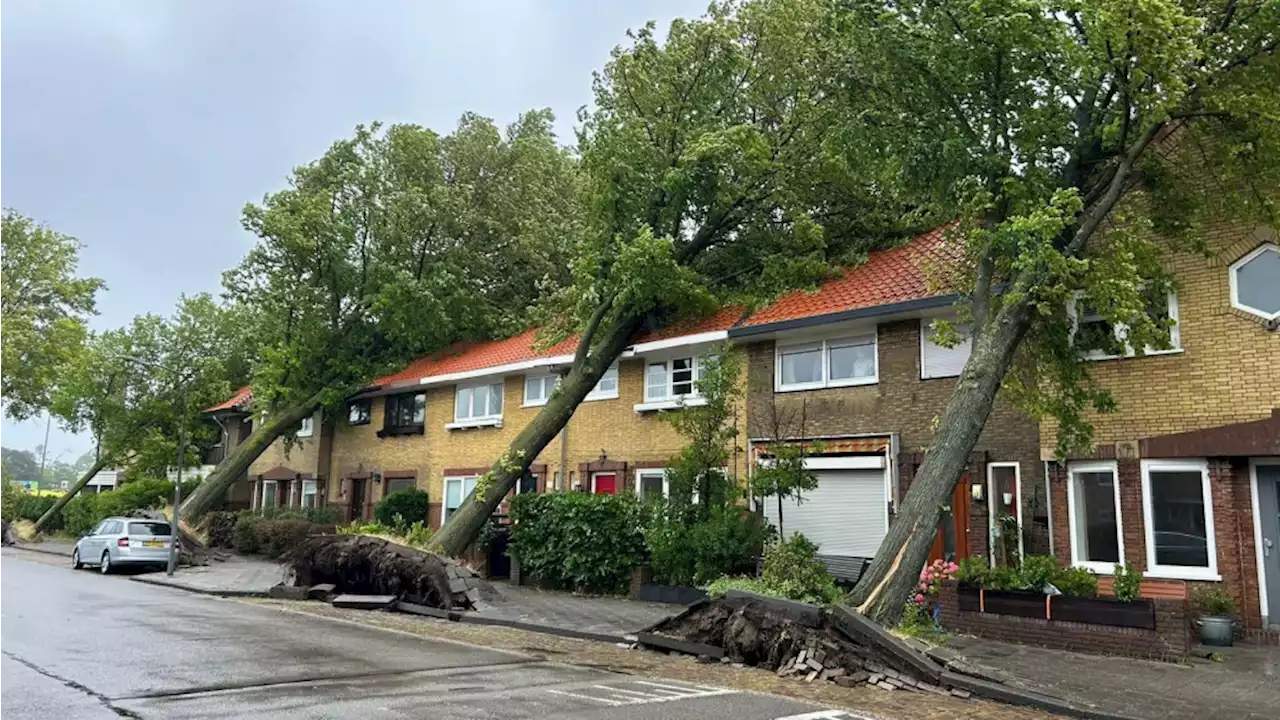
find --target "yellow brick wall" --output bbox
[248,410,324,477]
[324,353,750,518]
[1041,223,1280,457]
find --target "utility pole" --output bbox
[36,412,52,492]
[168,384,189,576]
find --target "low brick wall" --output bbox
[938,584,1192,661]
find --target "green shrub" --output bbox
[955,556,990,586]
[1191,586,1236,616]
[261,506,342,524]
[983,564,1021,591]
[233,513,262,554]
[1112,562,1142,602]
[1051,566,1098,598]
[1019,555,1060,591]
[255,518,331,558]
[203,511,239,548]
[61,477,181,535]
[705,576,785,599]
[644,505,770,586]
[508,492,647,595]
[374,489,430,528]
[760,534,841,605]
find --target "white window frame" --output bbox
[442,475,479,525]
[1141,458,1220,581]
[1067,290,1181,360]
[1229,242,1280,320]
[637,355,712,411]
[584,364,620,402]
[522,373,559,407]
[919,321,972,380]
[590,470,620,494]
[987,462,1024,563]
[297,415,314,438]
[448,380,504,429]
[635,468,670,500]
[300,479,318,509]
[1066,460,1124,574]
[261,479,278,510]
[775,334,878,392]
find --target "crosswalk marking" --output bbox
[545,679,735,706]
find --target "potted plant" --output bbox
[1191,587,1237,647]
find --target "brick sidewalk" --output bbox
[131,555,285,596]
[477,582,677,639]
[948,636,1280,720]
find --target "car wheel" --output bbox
[72,548,83,570]
[100,551,112,575]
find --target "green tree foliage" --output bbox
[1,211,105,420]
[841,0,1280,625]
[373,488,431,527]
[659,350,743,519]
[1,448,41,484]
[184,111,580,518]
[431,0,908,556]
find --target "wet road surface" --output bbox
[2,550,866,719]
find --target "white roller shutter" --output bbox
[763,469,888,557]
[921,322,972,379]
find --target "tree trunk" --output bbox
[427,313,645,557]
[180,390,325,519]
[33,455,113,533]
[847,299,1033,626]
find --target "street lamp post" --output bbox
[122,356,190,577]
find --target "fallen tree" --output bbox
[842,0,1280,625]
[282,534,460,609]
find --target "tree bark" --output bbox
[33,455,113,533]
[427,312,646,557]
[180,390,325,519]
[847,298,1033,625]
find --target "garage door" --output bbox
[763,468,888,558]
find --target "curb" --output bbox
[9,544,74,558]
[129,576,270,598]
[939,671,1141,720]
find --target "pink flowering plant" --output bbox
[899,559,958,638]
[915,558,959,605]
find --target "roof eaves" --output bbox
[727,294,960,338]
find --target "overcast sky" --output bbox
[1,0,704,460]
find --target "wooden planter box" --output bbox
[955,585,1155,629]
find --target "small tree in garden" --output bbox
[374,489,431,528]
[749,396,822,537]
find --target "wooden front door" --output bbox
[592,472,617,495]
[929,474,970,563]
[349,478,367,521]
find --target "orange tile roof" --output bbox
[634,305,746,343]
[204,385,252,413]
[370,329,581,389]
[739,225,961,328]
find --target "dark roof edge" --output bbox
[727,294,960,338]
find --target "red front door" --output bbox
[593,473,617,495]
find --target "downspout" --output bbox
[558,419,569,492]
[1044,460,1054,556]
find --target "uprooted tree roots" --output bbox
[282,535,457,609]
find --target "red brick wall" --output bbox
[1047,457,1263,630]
[938,583,1191,660]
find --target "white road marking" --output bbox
[547,679,735,706]
[773,710,875,720]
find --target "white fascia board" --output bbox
[629,330,729,355]
[416,354,574,387]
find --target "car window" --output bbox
[105,521,122,534]
[128,522,171,536]
[89,522,108,536]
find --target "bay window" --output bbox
[1141,459,1218,579]
[776,334,877,391]
[1066,461,1123,574]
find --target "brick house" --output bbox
[1040,223,1280,633]
[729,228,1047,580]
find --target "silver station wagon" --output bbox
[72,517,173,573]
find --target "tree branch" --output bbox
[574,299,611,368]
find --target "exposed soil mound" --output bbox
[282,534,458,608]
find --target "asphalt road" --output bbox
[1,550,869,719]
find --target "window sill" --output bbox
[1143,568,1221,582]
[775,378,877,393]
[520,401,548,409]
[445,417,503,430]
[634,397,708,413]
[583,392,619,403]
[1084,348,1184,362]
[377,424,425,438]
[1072,561,1118,575]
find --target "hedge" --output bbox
[508,492,647,595]
[374,488,430,527]
[62,478,199,535]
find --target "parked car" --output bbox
[72,517,173,574]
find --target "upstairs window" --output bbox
[776,334,877,391]
[1069,288,1180,359]
[454,381,504,424]
[644,356,709,402]
[524,374,559,407]
[348,400,371,426]
[297,416,314,438]
[921,322,973,379]
[380,392,426,436]
[1230,243,1280,320]
[584,365,619,401]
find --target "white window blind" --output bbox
[921,323,972,379]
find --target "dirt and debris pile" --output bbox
[642,592,971,697]
[281,534,488,610]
